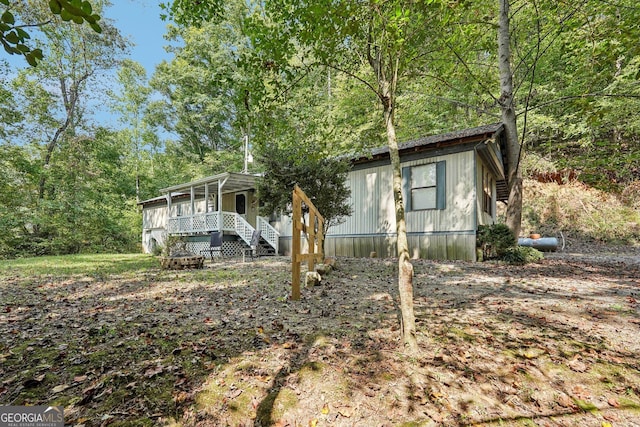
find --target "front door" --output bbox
[235,192,248,219]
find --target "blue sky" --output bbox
[2,1,175,132]
[105,0,173,77]
[99,1,176,130]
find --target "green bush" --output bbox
[502,246,544,265]
[477,224,516,259]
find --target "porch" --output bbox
[167,211,279,256]
[159,172,279,256]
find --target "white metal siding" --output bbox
[403,151,476,234]
[329,165,395,236]
[274,150,481,260]
[143,205,168,230]
[326,151,476,237]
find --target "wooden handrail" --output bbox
[291,185,324,300]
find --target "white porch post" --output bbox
[204,183,209,213]
[190,186,195,215]
[190,186,195,233]
[218,176,228,231]
[218,180,223,231]
[166,192,172,231]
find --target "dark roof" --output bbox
[353,122,504,162]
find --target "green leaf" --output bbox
[89,22,102,33]
[49,0,62,14]
[72,15,84,24]
[81,0,92,15]
[25,52,38,66]
[0,0,9,5]
[1,10,15,25]
[60,9,73,21]
[5,30,18,44]
[16,28,30,40]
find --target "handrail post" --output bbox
[291,185,324,301]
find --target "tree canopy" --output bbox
[1,0,102,65]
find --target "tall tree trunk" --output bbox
[366,22,417,353]
[38,74,89,200]
[381,81,418,353]
[498,0,523,238]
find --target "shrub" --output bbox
[477,224,516,259]
[502,246,544,265]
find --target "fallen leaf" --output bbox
[144,365,164,378]
[251,396,260,410]
[607,398,620,408]
[338,407,352,418]
[321,403,329,415]
[308,419,318,427]
[51,384,70,394]
[226,389,242,399]
[603,413,619,422]
[568,359,588,372]
[173,391,190,403]
[556,395,577,409]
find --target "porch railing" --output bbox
[167,211,279,254]
[257,216,279,255]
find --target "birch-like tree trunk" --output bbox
[498,0,523,238]
[385,101,418,353]
[370,47,418,353]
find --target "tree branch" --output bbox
[444,40,499,103]
[520,93,640,114]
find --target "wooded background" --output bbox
[1,0,639,258]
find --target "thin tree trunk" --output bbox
[367,24,417,353]
[38,74,89,200]
[382,85,418,354]
[498,0,523,238]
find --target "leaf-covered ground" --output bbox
[1,250,639,426]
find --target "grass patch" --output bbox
[269,387,299,421]
[447,327,477,343]
[0,253,157,278]
[572,398,599,414]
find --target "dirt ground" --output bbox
[1,244,639,426]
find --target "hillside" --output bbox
[510,178,640,248]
